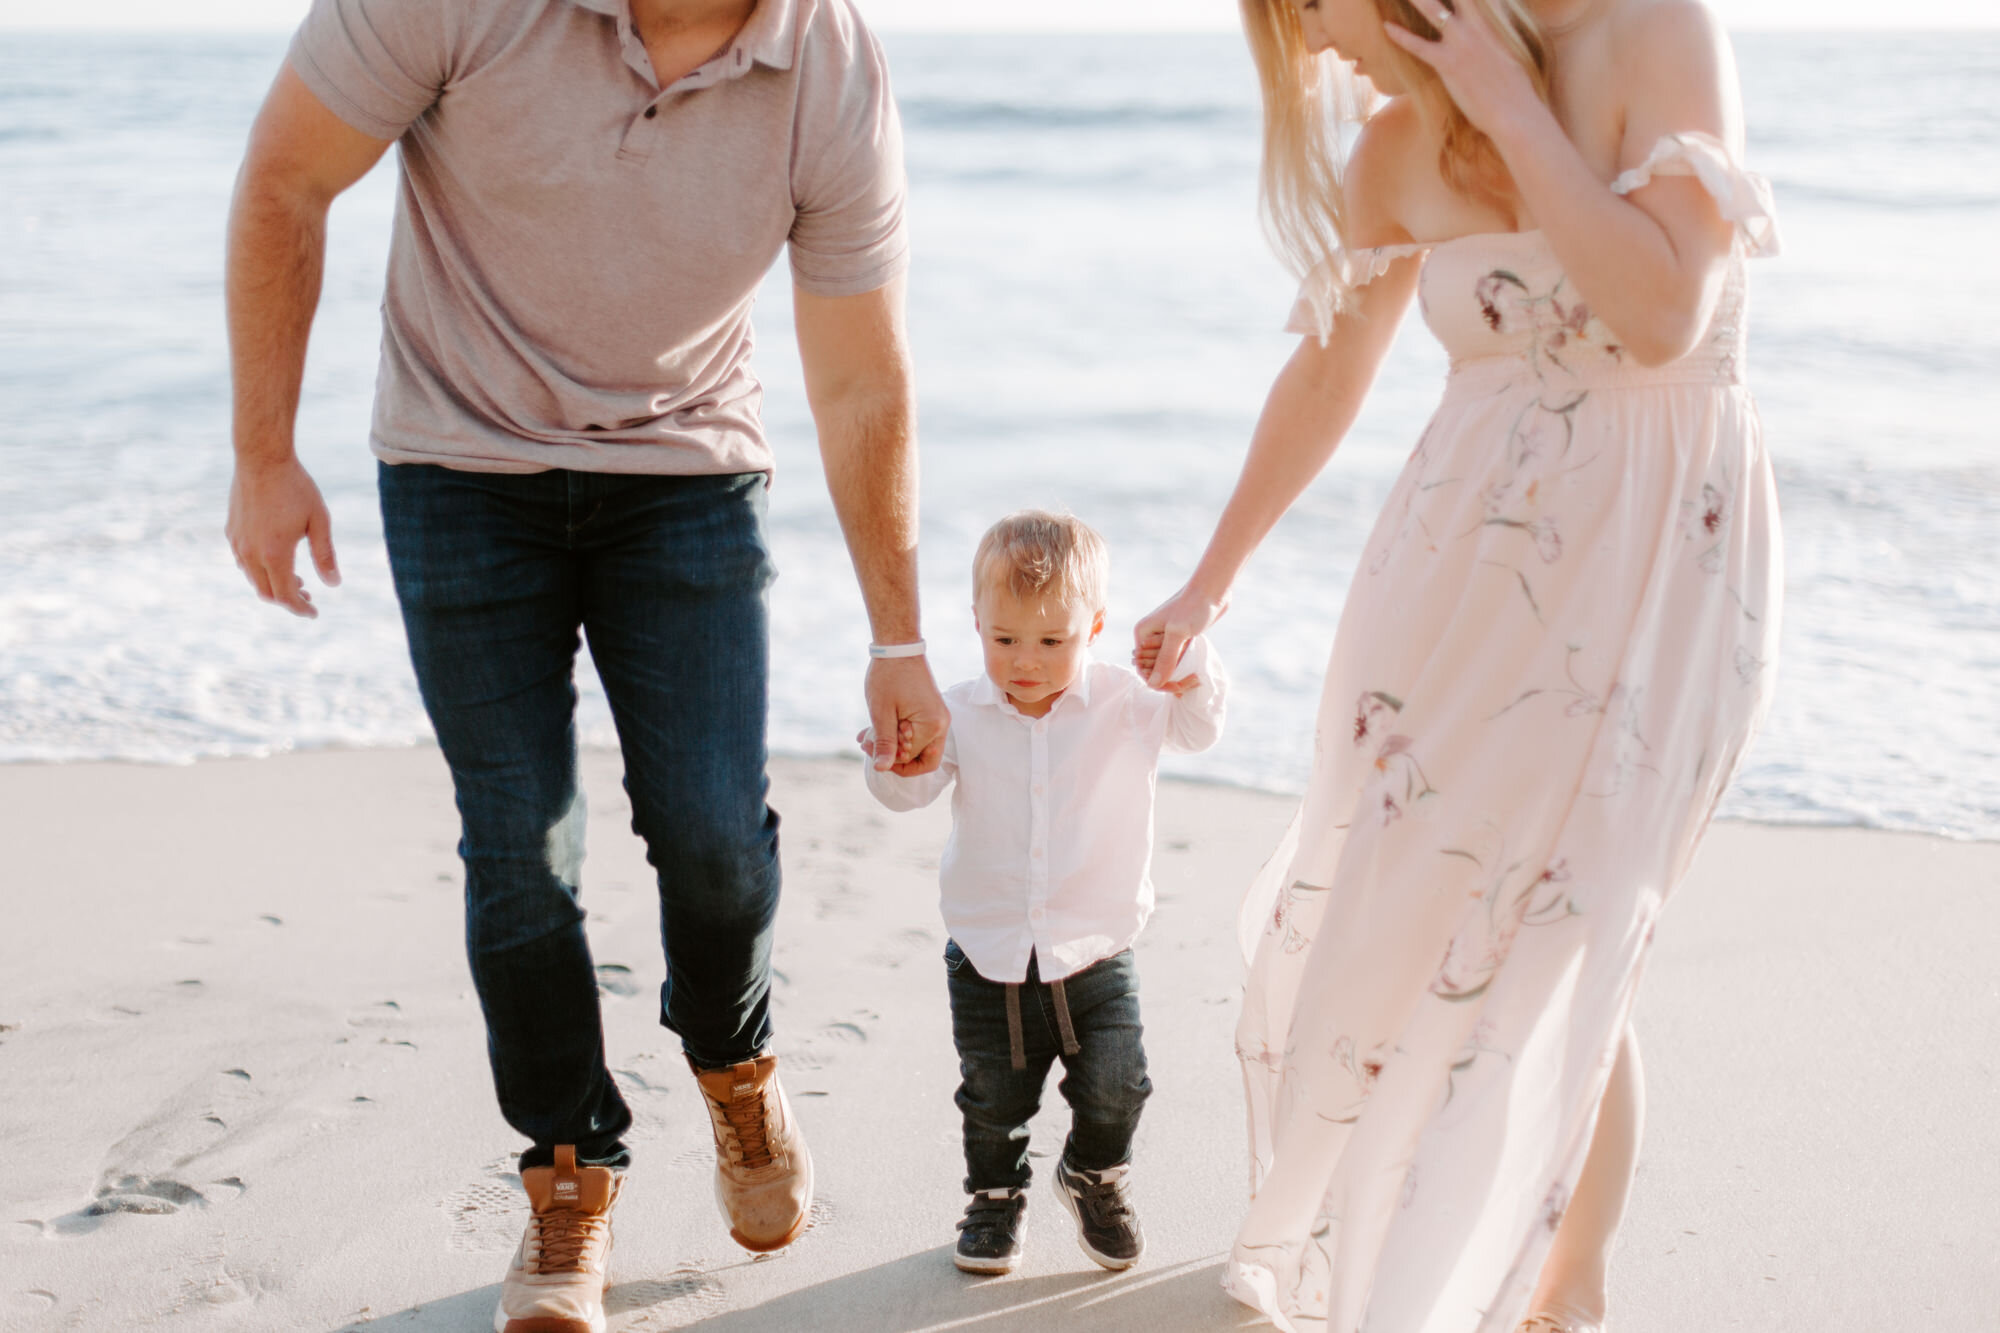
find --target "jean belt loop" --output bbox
[1050,976,1081,1057]
[1004,983,1027,1070]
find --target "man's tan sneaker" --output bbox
[690,1053,813,1252]
[493,1145,620,1333]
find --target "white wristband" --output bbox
[868,639,927,659]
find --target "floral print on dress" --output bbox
[1231,135,1784,1333]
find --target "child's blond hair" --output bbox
[972,510,1109,613]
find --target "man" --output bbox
[222,0,947,1327]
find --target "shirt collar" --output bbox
[567,0,798,72]
[968,653,1096,718]
[739,0,799,71]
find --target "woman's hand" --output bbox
[1133,584,1229,689]
[1383,0,1550,147]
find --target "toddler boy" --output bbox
[862,510,1226,1275]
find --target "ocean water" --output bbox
[1,30,1995,840]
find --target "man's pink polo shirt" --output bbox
[289,0,909,475]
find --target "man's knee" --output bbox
[639,798,779,916]
[462,857,588,957]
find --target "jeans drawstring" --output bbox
[1049,977,1081,1057]
[1004,973,1082,1070]
[1004,983,1027,1071]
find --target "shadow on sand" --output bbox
[680,1250,1251,1332]
[330,1252,1257,1332]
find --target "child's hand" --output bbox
[1154,672,1201,698]
[856,722,917,766]
[1133,583,1227,689]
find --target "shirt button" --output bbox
[1031,908,1045,921]
[1031,846,1044,859]
[644,105,658,119]
[1032,783,1044,796]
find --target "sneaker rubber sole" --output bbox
[1055,1178,1142,1271]
[953,1244,1024,1276]
[498,1319,604,1333]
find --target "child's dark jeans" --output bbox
[944,941,1152,1194]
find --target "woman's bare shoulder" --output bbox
[1606,0,1733,91]
[1347,97,1427,248]
[1605,0,1741,151]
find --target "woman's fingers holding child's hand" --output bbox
[1133,584,1227,689]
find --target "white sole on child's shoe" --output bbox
[953,1245,1023,1276]
[1055,1172,1141,1271]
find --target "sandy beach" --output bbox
[1,747,1993,1331]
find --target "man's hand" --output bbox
[865,656,948,775]
[226,457,340,618]
[223,62,390,620]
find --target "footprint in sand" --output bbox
[612,1068,674,1133]
[345,1000,403,1030]
[863,927,933,968]
[441,1157,528,1254]
[802,1196,835,1234]
[596,964,642,998]
[669,1143,716,1170]
[773,1012,877,1075]
[49,1067,273,1230]
[342,1001,418,1055]
[3,1290,59,1319]
[86,1182,198,1217]
[611,1268,728,1327]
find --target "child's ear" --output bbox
[1090,610,1105,642]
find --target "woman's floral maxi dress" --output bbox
[1224,135,1783,1333]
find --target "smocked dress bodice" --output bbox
[1287,132,1781,393]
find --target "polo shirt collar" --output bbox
[566,0,798,71]
[739,0,799,70]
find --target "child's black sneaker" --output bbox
[953,1187,1027,1274]
[1055,1157,1143,1270]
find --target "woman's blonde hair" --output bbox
[1241,0,1553,323]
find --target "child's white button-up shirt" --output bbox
[863,638,1226,983]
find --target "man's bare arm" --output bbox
[224,63,392,617]
[793,276,948,775]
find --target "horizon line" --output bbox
[2,20,1997,32]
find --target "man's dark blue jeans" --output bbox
[379,462,781,1171]
[944,942,1152,1194]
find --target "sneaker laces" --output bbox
[720,1085,775,1170]
[1066,1165,1135,1227]
[527,1208,607,1275]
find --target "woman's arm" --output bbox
[1387,0,1742,366]
[1134,260,1417,686]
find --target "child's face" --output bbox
[974,584,1104,720]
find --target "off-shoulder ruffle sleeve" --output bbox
[1285,243,1428,341]
[1610,131,1781,258]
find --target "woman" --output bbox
[1133,1,1781,1329]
